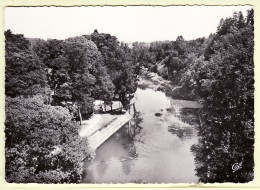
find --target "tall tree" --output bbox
[86,31,139,106]
[5,95,91,183]
[5,30,46,97]
[185,10,255,182]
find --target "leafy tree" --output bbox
[65,36,115,102]
[32,35,115,119]
[61,39,106,118]
[5,30,46,97]
[85,30,121,72]
[5,95,92,183]
[132,42,156,70]
[32,39,68,94]
[246,9,254,27]
[183,10,255,182]
[174,36,187,57]
[84,31,139,106]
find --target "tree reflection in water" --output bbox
[124,110,143,140]
[168,125,195,141]
[182,108,254,183]
[120,110,143,176]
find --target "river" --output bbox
[82,76,202,183]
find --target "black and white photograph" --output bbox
[4,5,254,184]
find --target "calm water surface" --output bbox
[82,85,201,183]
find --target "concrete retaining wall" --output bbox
[88,112,132,150]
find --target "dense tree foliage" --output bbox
[31,36,116,118]
[5,30,46,97]
[5,95,91,183]
[5,31,95,183]
[85,30,140,106]
[189,10,254,183]
[5,9,254,183]
[5,29,139,183]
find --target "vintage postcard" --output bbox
[0,0,259,189]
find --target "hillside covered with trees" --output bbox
[5,9,254,183]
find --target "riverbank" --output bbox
[82,71,202,183]
[138,71,197,101]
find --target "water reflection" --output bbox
[168,125,195,141]
[83,75,253,183]
[121,157,134,176]
[96,160,108,178]
[82,86,200,183]
[126,111,143,140]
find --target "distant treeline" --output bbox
[5,9,254,183]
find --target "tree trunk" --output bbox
[78,107,82,125]
[134,111,137,135]
[133,103,137,113]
